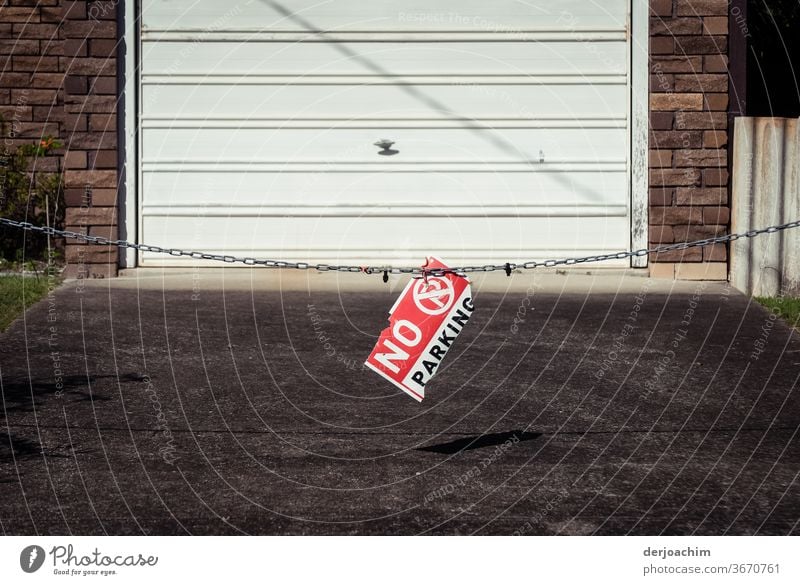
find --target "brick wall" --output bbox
[62,0,118,278]
[0,2,64,176]
[649,0,730,280]
[0,0,118,278]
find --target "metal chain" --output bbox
[2,216,800,277]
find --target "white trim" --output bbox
[139,205,629,218]
[141,30,628,42]
[140,74,628,86]
[121,0,138,268]
[630,0,649,267]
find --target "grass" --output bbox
[755,296,800,330]
[0,274,56,332]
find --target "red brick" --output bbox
[65,95,116,113]
[703,168,729,186]
[702,16,728,35]
[650,130,703,148]
[675,36,727,55]
[673,148,726,167]
[0,40,40,56]
[64,150,87,169]
[64,188,91,207]
[89,150,117,169]
[650,93,704,111]
[89,189,118,206]
[650,168,702,187]
[11,88,57,104]
[704,93,728,111]
[703,130,728,148]
[702,207,730,224]
[65,169,117,189]
[650,36,674,55]
[651,73,674,92]
[12,56,59,71]
[90,76,116,94]
[87,1,118,21]
[702,243,727,261]
[650,17,703,35]
[31,72,65,88]
[650,0,673,17]
[89,225,118,240]
[650,248,703,263]
[650,112,674,130]
[0,7,39,22]
[675,187,727,205]
[12,23,59,39]
[65,57,116,76]
[62,1,87,20]
[684,224,727,239]
[65,245,118,264]
[64,75,87,94]
[651,207,704,224]
[650,224,674,244]
[65,207,117,225]
[68,131,117,149]
[63,20,115,39]
[64,113,87,132]
[650,149,673,167]
[676,0,729,16]
[674,73,727,92]
[703,54,728,73]
[675,111,727,130]
[90,39,117,58]
[650,188,674,205]
[63,38,87,58]
[89,113,116,131]
[0,72,31,87]
[651,55,703,73]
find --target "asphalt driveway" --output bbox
[1,269,798,535]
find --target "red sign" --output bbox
[365,257,474,401]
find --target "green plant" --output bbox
[0,114,65,262]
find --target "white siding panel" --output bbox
[141,41,627,76]
[141,127,625,164]
[142,83,627,121]
[142,0,628,32]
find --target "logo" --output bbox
[20,545,45,573]
[412,277,455,315]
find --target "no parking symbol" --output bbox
[365,257,473,401]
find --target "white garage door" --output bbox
[139,0,632,267]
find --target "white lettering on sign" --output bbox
[365,257,473,402]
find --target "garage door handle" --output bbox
[374,139,398,155]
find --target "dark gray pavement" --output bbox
[1,270,799,535]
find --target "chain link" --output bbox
[3,216,800,277]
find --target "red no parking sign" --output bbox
[365,257,474,401]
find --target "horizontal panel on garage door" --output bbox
[141,0,627,32]
[141,83,627,122]
[140,170,628,209]
[140,216,630,266]
[141,128,626,163]
[141,41,626,76]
